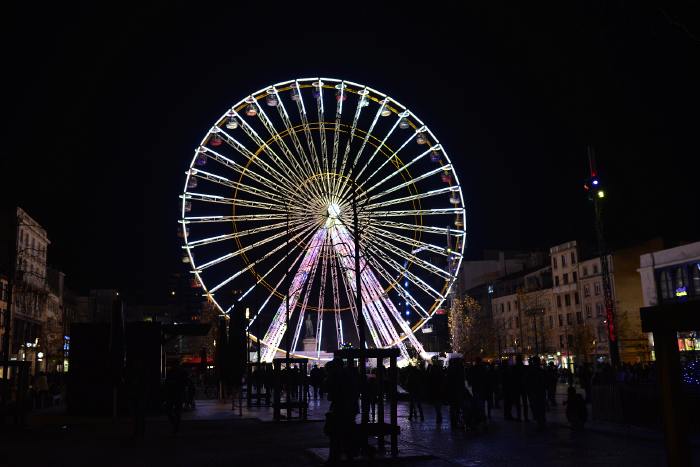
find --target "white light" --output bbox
[328,203,341,219]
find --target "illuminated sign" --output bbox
[676,287,688,297]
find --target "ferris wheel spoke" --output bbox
[329,82,346,198]
[367,220,466,238]
[195,221,313,272]
[363,252,430,319]
[352,120,411,193]
[240,221,321,307]
[329,227,386,348]
[331,223,407,350]
[367,164,450,202]
[333,86,366,198]
[359,272,409,356]
[247,224,319,330]
[254,98,321,201]
[333,246,360,342]
[364,232,453,280]
[261,227,328,362]
[363,186,461,211]
[361,146,435,197]
[336,98,389,199]
[233,109,307,189]
[292,81,323,179]
[361,241,445,302]
[330,241,343,346]
[189,167,288,204]
[315,80,330,190]
[272,89,325,201]
[214,128,301,196]
[364,225,457,258]
[290,232,324,353]
[361,267,421,357]
[182,214,290,224]
[358,207,463,218]
[186,219,307,249]
[197,147,304,205]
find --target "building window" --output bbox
[566,313,572,325]
[585,304,592,318]
[594,282,601,296]
[553,256,557,269]
[515,316,520,328]
[560,335,564,348]
[593,264,599,274]
[556,295,562,308]
[564,294,571,307]
[582,266,588,276]
[571,251,576,264]
[549,315,553,328]
[584,285,590,297]
[673,266,689,296]
[574,292,579,305]
[508,317,512,329]
[567,334,574,348]
[573,271,578,283]
[692,263,700,295]
[596,302,603,317]
[555,276,560,286]
[507,301,511,312]
[500,303,504,313]
[561,255,567,267]
[558,315,563,327]
[563,273,569,284]
[576,311,583,323]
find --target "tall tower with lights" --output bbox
[583,147,620,367]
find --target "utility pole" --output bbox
[583,147,620,367]
[285,203,291,361]
[352,181,368,427]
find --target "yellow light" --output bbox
[171,291,176,296]
[597,190,605,199]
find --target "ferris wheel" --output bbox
[179,78,466,363]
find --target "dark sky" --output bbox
[6,3,699,303]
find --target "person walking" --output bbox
[564,386,588,430]
[513,355,529,422]
[406,364,425,421]
[527,357,547,431]
[165,361,187,434]
[427,359,445,424]
[545,362,558,407]
[446,359,465,430]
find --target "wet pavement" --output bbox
[4,385,699,467]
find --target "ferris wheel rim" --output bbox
[180,77,466,360]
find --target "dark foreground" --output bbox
[3,389,699,467]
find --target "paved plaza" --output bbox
[3,385,699,467]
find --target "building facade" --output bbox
[638,240,700,356]
[12,208,51,374]
[461,239,657,367]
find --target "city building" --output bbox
[638,240,700,357]
[12,208,51,374]
[45,268,67,373]
[460,239,660,367]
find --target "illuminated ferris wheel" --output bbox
[179,78,466,362]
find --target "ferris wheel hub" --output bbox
[327,203,341,219]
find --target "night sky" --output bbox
[6,3,699,304]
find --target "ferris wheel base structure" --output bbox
[179,77,466,365]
